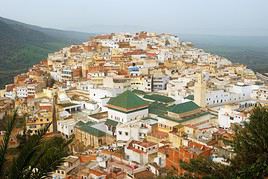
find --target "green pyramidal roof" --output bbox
[107,90,148,110]
[169,101,200,114]
[144,94,175,103]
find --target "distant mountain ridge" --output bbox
[0,17,94,88]
[178,34,268,73]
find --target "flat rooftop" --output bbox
[88,111,108,120]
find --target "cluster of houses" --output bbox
[0,32,267,178]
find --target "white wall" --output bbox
[57,119,77,137]
[116,123,151,142]
[16,87,28,98]
[108,108,148,123]
[206,84,259,107]
[218,107,248,128]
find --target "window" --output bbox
[119,131,122,135]
[125,132,128,136]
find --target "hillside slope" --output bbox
[179,34,268,73]
[0,17,93,88]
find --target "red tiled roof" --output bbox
[127,145,145,154]
[88,169,106,176]
[79,155,97,163]
[123,50,146,56]
[146,52,157,57]
[151,130,168,139]
[131,140,157,148]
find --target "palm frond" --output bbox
[24,136,73,179]
[0,110,17,176]
[8,123,51,179]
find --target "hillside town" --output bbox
[0,32,267,178]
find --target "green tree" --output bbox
[0,111,71,179]
[180,106,268,178]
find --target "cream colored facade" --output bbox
[26,110,53,134]
[74,127,114,148]
[194,73,207,107]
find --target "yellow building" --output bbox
[26,110,53,135]
[168,125,184,148]
[168,125,198,148]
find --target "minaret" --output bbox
[194,73,207,107]
[82,61,88,78]
[52,90,58,133]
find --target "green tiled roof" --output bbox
[184,95,194,101]
[169,101,200,114]
[144,94,175,103]
[159,112,210,124]
[107,90,148,109]
[105,119,119,127]
[149,102,169,115]
[132,89,147,95]
[76,121,105,137]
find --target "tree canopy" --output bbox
[180,106,268,178]
[0,111,71,179]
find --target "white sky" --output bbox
[0,0,267,36]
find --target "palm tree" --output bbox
[0,110,71,179]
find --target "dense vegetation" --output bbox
[0,17,92,88]
[180,106,268,178]
[0,111,71,178]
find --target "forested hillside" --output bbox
[0,17,93,88]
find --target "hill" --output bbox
[0,17,94,88]
[179,34,268,73]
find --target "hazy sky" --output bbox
[0,0,267,36]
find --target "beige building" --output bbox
[74,121,114,148]
[26,110,53,134]
[194,73,207,107]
